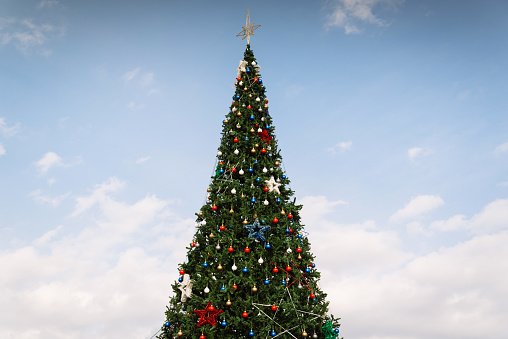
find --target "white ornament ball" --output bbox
[232,264,238,271]
[195,242,200,247]
[287,248,292,253]
[216,244,221,250]
[261,117,265,121]
[217,151,222,156]
[236,123,241,128]
[195,223,199,228]
[232,106,237,112]
[234,149,239,155]
[239,81,243,85]
[257,128,263,133]
[276,178,281,182]
[262,167,268,173]
[204,287,210,293]
[263,199,269,205]
[239,169,244,175]
[201,220,206,226]
[267,146,271,150]
[242,103,246,107]
[258,108,263,112]
[255,97,260,102]
[298,284,303,289]
[231,188,237,194]
[313,334,318,339]
[258,257,264,264]
[252,61,257,66]
[206,200,211,204]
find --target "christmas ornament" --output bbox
[178,330,183,336]
[233,284,238,290]
[264,279,270,285]
[221,320,227,327]
[228,246,234,252]
[243,218,271,243]
[265,176,281,194]
[270,330,276,337]
[242,311,248,318]
[265,243,271,249]
[271,305,277,311]
[218,264,223,270]
[232,263,238,271]
[203,262,209,268]
[273,266,278,273]
[179,269,185,275]
[309,293,315,299]
[234,137,239,143]
[204,286,210,293]
[226,299,232,306]
[242,267,249,273]
[261,148,266,154]
[296,247,302,253]
[221,285,226,291]
[273,218,278,223]
[217,151,222,156]
[245,247,250,253]
[280,209,285,215]
[258,257,264,264]
[288,213,293,219]
[252,286,258,292]
[234,149,239,155]
[249,330,255,337]
[302,330,308,337]
[239,169,244,175]
[164,321,170,327]
[220,224,226,230]
[194,302,224,327]
[200,335,205,339]
[263,199,269,205]
[212,204,217,210]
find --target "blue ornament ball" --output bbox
[219,168,224,174]
[221,320,227,327]
[334,329,340,334]
[297,233,302,238]
[281,280,286,285]
[248,167,254,173]
[282,174,287,179]
[261,219,266,223]
[250,115,255,120]
[270,330,276,337]
[276,198,281,203]
[264,279,270,285]
[246,68,251,73]
[285,228,290,234]
[305,268,311,273]
[203,262,208,268]
[242,267,249,273]
[178,277,183,282]
[266,125,270,129]
[312,263,316,268]
[265,243,271,249]
[244,137,249,141]
[256,177,261,182]
[164,321,170,327]
[251,198,256,203]
[254,160,258,164]
[259,79,263,84]
[221,286,226,291]
[236,95,241,99]
[249,330,255,337]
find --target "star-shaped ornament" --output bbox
[236,8,261,45]
[265,176,281,195]
[244,218,271,243]
[178,274,193,302]
[194,301,224,327]
[258,129,272,144]
[237,60,248,77]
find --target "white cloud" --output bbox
[0,143,5,156]
[121,67,141,83]
[408,146,433,162]
[430,214,467,232]
[72,177,126,216]
[34,152,64,175]
[470,199,508,234]
[326,0,402,34]
[0,18,64,54]
[33,152,82,175]
[494,142,508,154]
[0,117,20,137]
[37,0,58,8]
[0,177,194,339]
[390,194,444,222]
[126,101,144,110]
[135,156,151,164]
[140,72,154,87]
[29,189,71,207]
[327,141,353,154]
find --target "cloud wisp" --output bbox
[390,194,444,222]
[0,18,65,54]
[327,141,353,154]
[34,152,82,176]
[408,146,433,162]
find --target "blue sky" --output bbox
[1,1,508,338]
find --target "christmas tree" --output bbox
[158,11,342,339]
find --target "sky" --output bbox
[1,0,508,338]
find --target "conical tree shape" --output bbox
[159,44,342,339]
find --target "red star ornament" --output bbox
[257,129,272,144]
[194,301,224,327]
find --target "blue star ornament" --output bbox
[243,218,271,243]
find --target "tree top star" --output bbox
[236,8,260,45]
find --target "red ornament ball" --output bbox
[237,77,241,81]
[296,247,302,253]
[233,284,238,290]
[231,167,237,173]
[212,204,217,210]
[247,105,252,109]
[220,225,226,231]
[261,148,266,154]
[265,99,269,103]
[288,213,293,219]
[179,269,185,275]
[273,267,279,273]
[271,305,277,311]
[200,335,205,339]
[289,228,293,234]
[286,265,292,271]
[273,218,278,223]
[254,78,258,82]
[228,246,234,252]
[234,137,239,143]
[192,242,196,247]
[244,247,250,253]
[242,311,248,318]
[208,305,215,311]
[310,293,316,299]
[263,187,269,192]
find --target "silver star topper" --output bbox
[236,8,261,45]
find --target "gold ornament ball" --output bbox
[224,119,229,123]
[209,233,214,238]
[255,143,259,148]
[302,331,308,337]
[243,219,249,225]
[251,148,256,153]
[226,299,232,306]
[250,128,255,133]
[249,94,253,98]
[218,264,223,270]
[280,209,285,215]
[229,208,234,214]
[207,188,211,192]
[264,104,268,108]
[178,330,183,337]
[235,82,238,86]
[244,87,248,91]
[275,161,280,166]
[198,211,203,217]
[252,286,258,292]
[298,254,302,260]
[237,112,242,116]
